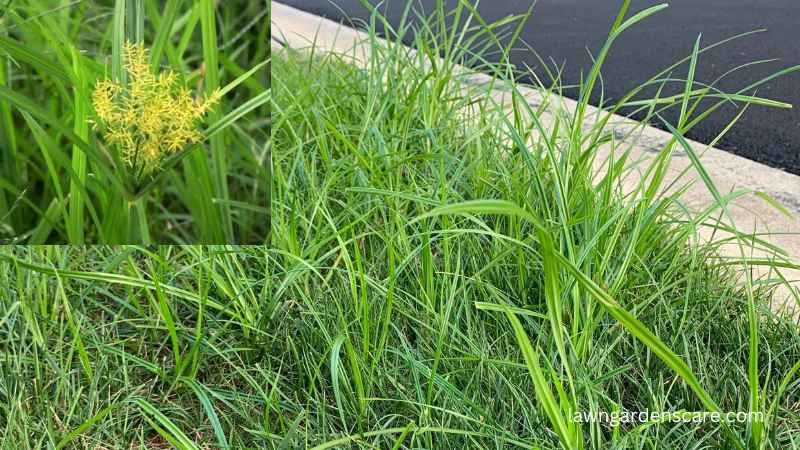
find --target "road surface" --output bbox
[279,0,800,175]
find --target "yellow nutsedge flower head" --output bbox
[91,41,222,176]
[158,71,177,89]
[198,87,223,115]
[140,140,162,173]
[91,79,120,125]
[123,41,151,83]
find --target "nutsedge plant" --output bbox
[92,42,222,179]
[272,1,800,448]
[0,0,270,243]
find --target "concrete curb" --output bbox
[272,1,800,315]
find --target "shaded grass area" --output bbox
[0,0,269,243]
[271,1,800,448]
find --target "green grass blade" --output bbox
[500,304,578,450]
[153,275,181,371]
[67,46,88,244]
[217,58,269,98]
[0,87,124,193]
[199,0,230,239]
[150,0,182,67]
[204,90,269,140]
[54,271,93,380]
[0,35,70,84]
[131,397,200,450]
[0,51,17,191]
[112,0,125,83]
[55,404,116,449]
[181,378,230,449]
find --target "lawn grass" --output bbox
[0,0,269,243]
[0,245,277,448]
[270,1,800,448]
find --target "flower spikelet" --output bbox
[91,41,222,175]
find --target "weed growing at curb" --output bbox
[271,1,800,448]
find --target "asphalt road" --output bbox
[279,0,800,175]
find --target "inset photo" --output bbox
[0,0,269,243]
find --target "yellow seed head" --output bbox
[91,41,221,176]
[91,79,120,124]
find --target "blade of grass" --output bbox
[112,0,125,83]
[180,378,229,449]
[0,252,225,311]
[500,303,579,450]
[199,0,231,240]
[149,0,182,67]
[55,404,116,450]
[67,46,88,244]
[661,118,765,447]
[0,35,70,84]
[132,397,200,450]
[152,274,181,373]
[204,90,269,140]
[0,52,17,215]
[54,270,93,380]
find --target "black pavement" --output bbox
[280,0,800,175]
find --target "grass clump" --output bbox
[0,0,269,243]
[271,1,800,448]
